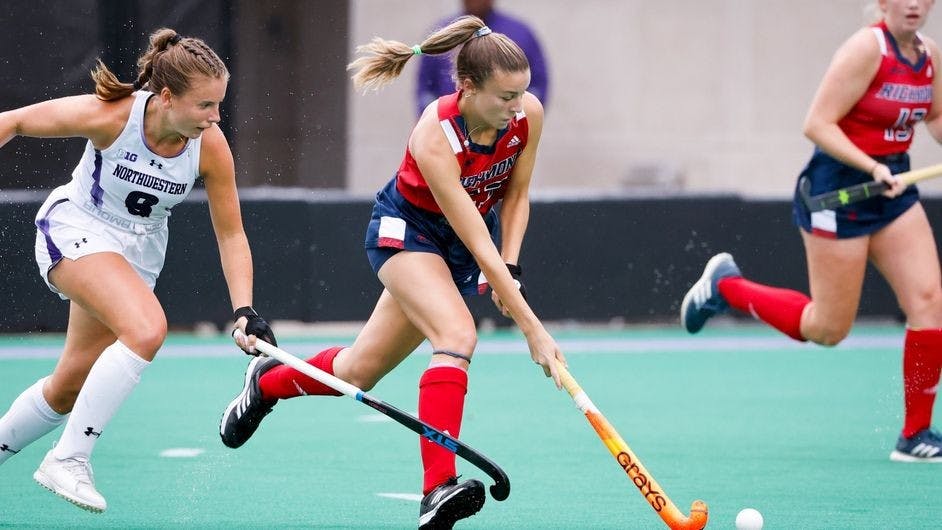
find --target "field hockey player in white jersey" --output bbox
[0,28,276,512]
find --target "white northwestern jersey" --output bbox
[63,90,201,225]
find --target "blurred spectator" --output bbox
[416,0,549,115]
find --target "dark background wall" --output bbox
[0,0,102,189]
[2,195,917,333]
[0,0,348,191]
[231,2,348,187]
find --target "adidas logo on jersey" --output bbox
[507,135,520,147]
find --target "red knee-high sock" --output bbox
[902,329,942,438]
[418,365,468,495]
[718,277,811,341]
[259,347,344,399]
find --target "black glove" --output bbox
[233,306,277,355]
[506,263,527,301]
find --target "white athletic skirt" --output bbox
[33,187,169,300]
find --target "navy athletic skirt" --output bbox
[792,148,919,239]
[364,177,499,295]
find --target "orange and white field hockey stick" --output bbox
[556,361,708,529]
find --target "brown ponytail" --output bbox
[349,15,528,93]
[91,27,228,101]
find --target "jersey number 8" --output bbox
[125,191,159,217]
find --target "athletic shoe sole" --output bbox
[418,484,485,529]
[889,450,942,463]
[34,468,106,513]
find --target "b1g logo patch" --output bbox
[117,148,138,162]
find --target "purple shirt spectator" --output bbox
[416,7,549,116]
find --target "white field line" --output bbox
[159,448,205,458]
[376,493,423,502]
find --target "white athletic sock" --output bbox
[53,341,150,462]
[0,377,67,464]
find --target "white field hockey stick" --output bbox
[234,331,510,501]
[799,162,942,212]
[556,361,708,529]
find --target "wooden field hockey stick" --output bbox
[239,334,510,501]
[555,361,708,530]
[799,162,942,212]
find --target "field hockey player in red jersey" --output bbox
[682,0,942,463]
[220,15,566,528]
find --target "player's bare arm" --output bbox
[921,36,942,142]
[200,124,253,312]
[497,92,543,265]
[803,28,884,173]
[0,94,129,149]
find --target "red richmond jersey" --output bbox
[396,91,528,215]
[839,22,934,155]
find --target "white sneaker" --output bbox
[33,449,106,512]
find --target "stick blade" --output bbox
[798,175,818,211]
[489,480,510,501]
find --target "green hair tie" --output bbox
[411,45,422,55]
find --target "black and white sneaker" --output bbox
[418,477,485,529]
[219,356,281,448]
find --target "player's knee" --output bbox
[341,354,389,391]
[345,365,381,391]
[803,308,852,346]
[438,326,478,359]
[122,315,167,359]
[426,311,477,352]
[809,326,850,346]
[802,322,852,346]
[901,286,942,326]
[452,337,478,360]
